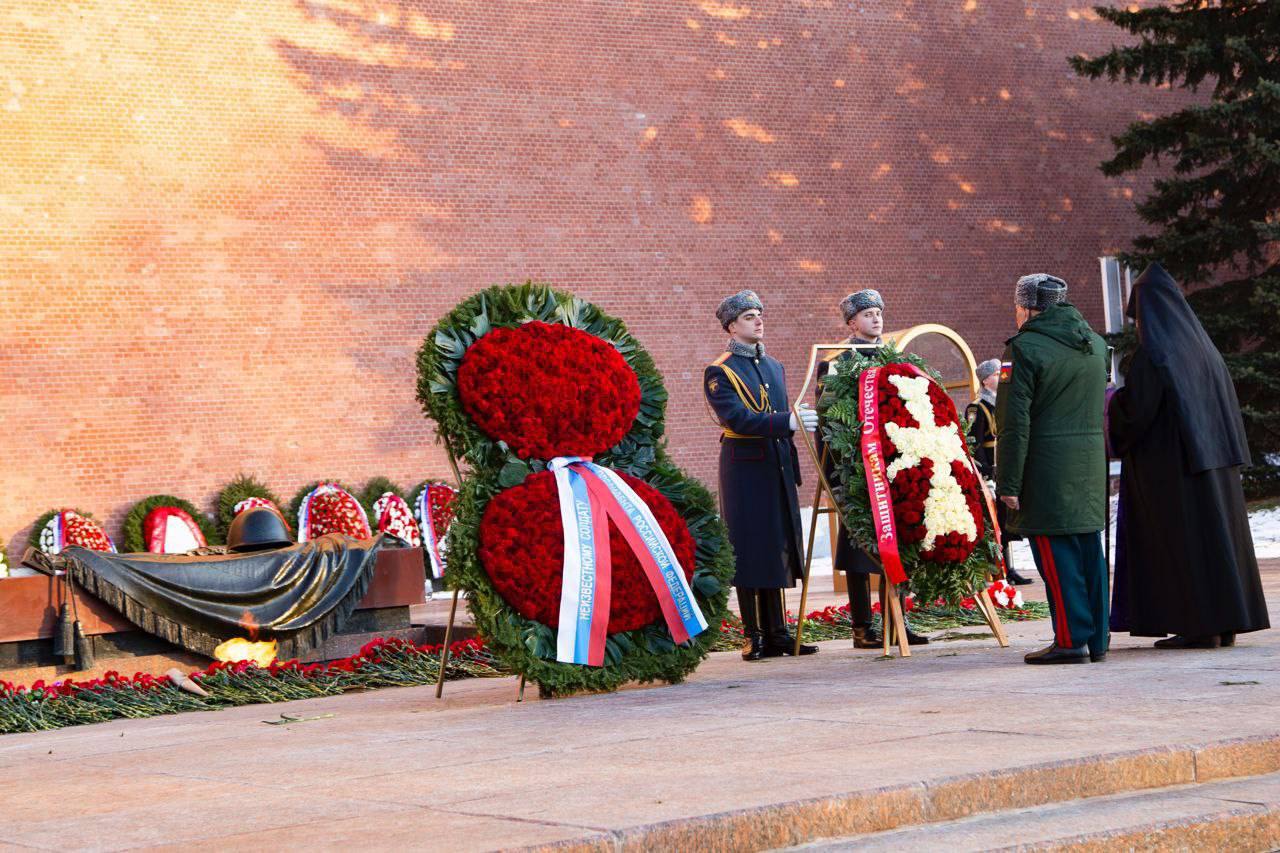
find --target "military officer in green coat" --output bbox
[995,274,1110,665]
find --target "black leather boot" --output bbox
[852,624,881,649]
[1024,644,1089,664]
[1003,543,1033,585]
[761,590,818,656]
[736,587,765,661]
[1153,634,1220,649]
[1005,567,1034,586]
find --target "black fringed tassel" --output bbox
[54,604,74,660]
[73,621,95,671]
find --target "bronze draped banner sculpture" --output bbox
[30,534,389,659]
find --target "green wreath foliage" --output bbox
[122,495,219,553]
[216,475,291,540]
[358,477,406,521]
[818,345,1000,605]
[416,282,668,476]
[417,282,734,697]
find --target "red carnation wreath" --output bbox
[872,363,985,564]
[419,483,457,536]
[479,470,696,634]
[372,492,422,547]
[456,321,641,460]
[299,484,372,541]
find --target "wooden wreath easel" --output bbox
[790,341,1008,658]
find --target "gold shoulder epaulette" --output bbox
[711,352,731,367]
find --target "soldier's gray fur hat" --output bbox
[840,289,884,322]
[716,289,764,330]
[975,358,1001,383]
[1015,273,1068,311]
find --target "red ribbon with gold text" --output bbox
[858,366,909,585]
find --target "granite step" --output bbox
[782,769,1280,852]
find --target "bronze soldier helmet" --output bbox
[226,507,293,553]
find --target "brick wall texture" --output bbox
[0,1,1178,559]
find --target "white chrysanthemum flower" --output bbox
[883,374,976,550]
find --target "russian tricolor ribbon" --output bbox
[858,367,910,585]
[550,457,708,666]
[417,487,451,580]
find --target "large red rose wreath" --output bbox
[457,321,641,460]
[417,282,735,697]
[479,470,696,633]
[820,351,999,604]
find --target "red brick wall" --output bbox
[0,1,1176,559]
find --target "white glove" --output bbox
[790,404,818,433]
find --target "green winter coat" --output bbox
[995,303,1108,536]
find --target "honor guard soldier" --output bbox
[705,290,819,660]
[996,274,1110,664]
[966,358,1031,585]
[814,289,928,646]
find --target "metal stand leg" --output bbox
[434,588,460,699]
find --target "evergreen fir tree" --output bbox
[1071,1,1280,490]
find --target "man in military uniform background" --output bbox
[705,290,819,660]
[996,273,1109,665]
[814,289,928,646]
[966,358,1031,585]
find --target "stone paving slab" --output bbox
[0,561,1275,851]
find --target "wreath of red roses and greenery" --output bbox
[411,480,458,537]
[818,347,1000,604]
[416,282,734,697]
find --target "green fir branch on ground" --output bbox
[0,641,504,736]
[215,475,291,540]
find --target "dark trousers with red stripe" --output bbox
[1029,533,1109,655]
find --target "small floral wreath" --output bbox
[412,480,459,579]
[370,492,422,547]
[122,495,218,553]
[29,509,117,555]
[818,346,999,604]
[288,482,372,541]
[417,282,734,696]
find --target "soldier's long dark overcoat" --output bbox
[703,346,804,589]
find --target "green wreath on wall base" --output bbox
[121,494,219,553]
